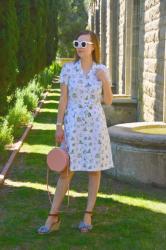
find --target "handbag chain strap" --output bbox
[46,139,70,208]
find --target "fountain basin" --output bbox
[107,122,166,188]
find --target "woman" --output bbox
[38,30,114,234]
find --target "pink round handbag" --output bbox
[47,146,70,173]
[46,140,70,206]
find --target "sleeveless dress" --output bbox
[59,59,114,171]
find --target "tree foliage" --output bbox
[0,0,88,115]
[57,0,88,57]
[0,0,59,115]
[0,0,19,113]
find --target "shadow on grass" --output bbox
[0,86,166,249]
[44,95,59,102]
[34,112,58,124]
[1,177,166,250]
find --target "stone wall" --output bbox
[88,0,166,123]
[117,0,126,94]
[138,0,166,121]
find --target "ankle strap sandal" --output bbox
[48,213,59,216]
[85,211,93,216]
[37,213,61,234]
[78,210,93,233]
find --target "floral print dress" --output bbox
[59,59,114,171]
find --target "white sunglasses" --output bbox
[73,40,94,48]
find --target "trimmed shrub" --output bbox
[50,61,62,76]
[37,61,62,89]
[26,80,44,99]
[37,68,51,89]
[14,78,45,112]
[0,119,13,152]
[6,98,33,134]
[0,59,61,152]
[22,89,38,112]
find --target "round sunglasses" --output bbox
[73,40,94,48]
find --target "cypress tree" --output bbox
[15,0,32,86]
[0,0,19,115]
[45,0,59,66]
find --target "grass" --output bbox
[0,85,166,250]
[0,125,26,172]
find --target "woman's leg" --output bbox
[83,171,101,225]
[45,167,75,227]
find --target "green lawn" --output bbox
[0,86,166,250]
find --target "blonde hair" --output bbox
[74,30,100,64]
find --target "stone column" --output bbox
[91,14,94,31]
[112,0,118,93]
[95,1,100,38]
[125,0,134,96]
[88,2,95,32]
[93,2,97,33]
[106,0,117,93]
[163,38,166,122]
[106,0,111,68]
[88,11,93,30]
[100,0,107,64]
[131,0,140,99]
[106,0,115,88]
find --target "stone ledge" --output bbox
[107,121,166,188]
[108,122,166,149]
[103,96,137,126]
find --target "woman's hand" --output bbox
[55,126,64,144]
[96,68,113,105]
[96,69,109,82]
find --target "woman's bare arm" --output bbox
[56,84,68,127]
[102,78,113,105]
[97,69,113,105]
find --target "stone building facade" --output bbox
[88,0,166,122]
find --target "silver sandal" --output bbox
[37,213,61,235]
[78,211,93,233]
